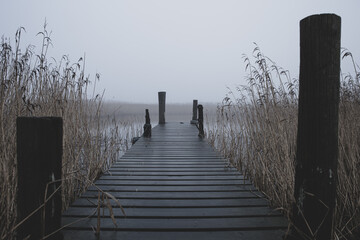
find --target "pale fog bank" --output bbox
[101,101,219,124]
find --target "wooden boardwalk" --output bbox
[61,122,288,239]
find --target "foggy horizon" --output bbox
[1,0,359,103]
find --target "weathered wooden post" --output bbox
[190,99,198,124]
[197,104,204,138]
[17,117,63,240]
[158,91,166,124]
[143,109,152,137]
[291,14,341,240]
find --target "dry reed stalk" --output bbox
[0,26,140,239]
[206,45,359,239]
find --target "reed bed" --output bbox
[206,46,359,239]
[0,28,142,239]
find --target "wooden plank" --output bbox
[125,150,217,153]
[126,147,216,150]
[122,149,219,152]
[131,143,209,146]
[110,164,228,168]
[120,156,222,159]
[62,216,287,230]
[99,175,246,180]
[116,160,224,163]
[104,168,239,172]
[111,163,236,168]
[63,206,277,218]
[104,171,242,176]
[119,156,222,159]
[70,198,269,207]
[86,185,257,192]
[122,155,221,158]
[127,146,214,149]
[125,150,217,154]
[80,191,262,199]
[93,179,252,186]
[62,230,287,240]
[113,162,226,165]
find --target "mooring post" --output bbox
[290,14,341,240]
[143,109,152,137]
[190,99,198,124]
[197,104,204,138]
[158,91,166,124]
[17,117,63,240]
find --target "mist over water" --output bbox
[101,101,218,124]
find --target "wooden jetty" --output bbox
[61,122,288,239]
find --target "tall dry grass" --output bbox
[206,45,359,239]
[0,27,142,239]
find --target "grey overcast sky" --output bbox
[1,0,359,103]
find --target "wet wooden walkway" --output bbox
[61,122,288,239]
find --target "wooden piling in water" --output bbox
[158,92,166,124]
[143,109,152,137]
[190,99,198,124]
[197,104,204,138]
[17,117,63,240]
[291,14,341,240]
